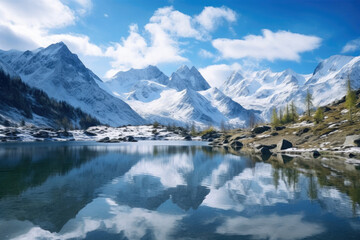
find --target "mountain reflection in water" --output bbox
[0,141,359,240]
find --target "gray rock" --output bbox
[259,147,272,156]
[84,131,97,136]
[274,126,285,131]
[33,131,50,138]
[252,126,271,134]
[184,135,192,141]
[277,139,293,151]
[230,140,243,150]
[98,137,110,142]
[126,136,137,142]
[57,131,73,138]
[343,135,360,147]
[296,127,310,136]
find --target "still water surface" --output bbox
[0,141,360,239]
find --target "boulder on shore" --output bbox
[277,139,293,151]
[252,126,271,134]
[343,135,360,147]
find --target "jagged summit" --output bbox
[168,65,210,91]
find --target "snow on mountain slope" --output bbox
[127,88,227,127]
[221,68,305,119]
[221,55,360,120]
[304,55,360,106]
[101,65,258,128]
[200,87,261,127]
[0,42,144,126]
[105,65,169,98]
[167,65,211,91]
[0,59,18,78]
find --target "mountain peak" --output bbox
[168,65,210,91]
[42,42,71,56]
[178,65,190,72]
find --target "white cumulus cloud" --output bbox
[199,63,242,88]
[104,6,237,77]
[195,6,237,31]
[342,38,360,53]
[0,0,101,57]
[212,29,322,61]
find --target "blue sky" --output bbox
[0,0,359,86]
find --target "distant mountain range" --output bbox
[0,42,359,128]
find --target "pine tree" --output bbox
[305,89,313,117]
[290,101,298,122]
[314,107,324,124]
[345,77,356,122]
[285,104,291,123]
[279,108,283,123]
[190,122,197,136]
[271,107,280,126]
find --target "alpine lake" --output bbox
[0,141,360,240]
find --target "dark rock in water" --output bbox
[296,127,310,136]
[343,135,360,147]
[277,154,294,164]
[57,131,73,138]
[302,150,321,158]
[33,131,50,138]
[184,135,192,141]
[125,136,137,142]
[259,147,272,156]
[274,126,285,131]
[277,139,293,151]
[230,140,243,150]
[84,131,97,136]
[98,137,110,142]
[252,126,271,134]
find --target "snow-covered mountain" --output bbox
[0,42,144,126]
[103,65,258,128]
[220,55,360,120]
[105,65,169,99]
[167,65,211,91]
[0,64,100,128]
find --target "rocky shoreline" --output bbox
[207,123,360,163]
[0,125,200,143]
